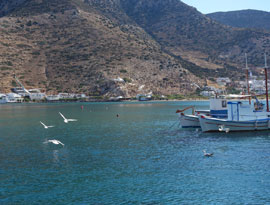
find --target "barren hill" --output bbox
[1,0,270,97]
[0,0,202,97]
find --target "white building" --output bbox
[0,94,7,104]
[249,80,265,95]
[200,90,216,97]
[46,95,60,101]
[75,94,86,99]
[28,89,46,101]
[216,77,231,86]
[59,93,76,99]
[6,93,24,103]
[11,87,29,97]
[136,93,152,101]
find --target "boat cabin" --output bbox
[209,97,228,118]
[227,99,270,121]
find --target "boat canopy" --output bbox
[221,94,252,99]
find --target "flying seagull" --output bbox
[59,112,77,123]
[40,121,54,129]
[44,139,64,147]
[203,150,214,157]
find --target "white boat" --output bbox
[199,54,270,132]
[177,97,227,128]
[199,99,270,132]
[179,112,202,128]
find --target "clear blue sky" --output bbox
[181,0,270,14]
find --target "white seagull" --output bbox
[59,112,77,123]
[218,125,224,132]
[203,150,214,157]
[40,121,54,129]
[218,125,230,133]
[44,139,65,147]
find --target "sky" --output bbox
[181,0,270,14]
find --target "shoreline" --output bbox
[0,98,210,105]
[2,96,263,104]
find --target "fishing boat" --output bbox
[177,106,201,128]
[200,54,270,132]
[199,96,270,132]
[177,97,228,128]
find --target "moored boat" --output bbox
[177,97,227,128]
[179,113,201,128]
[200,54,270,132]
[199,99,270,132]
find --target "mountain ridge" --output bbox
[207,9,270,31]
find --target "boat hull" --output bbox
[199,115,270,132]
[179,113,200,128]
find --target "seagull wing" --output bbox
[40,121,46,128]
[67,119,77,121]
[59,141,65,146]
[47,125,54,128]
[50,140,64,146]
[59,112,66,120]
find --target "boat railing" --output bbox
[176,106,195,115]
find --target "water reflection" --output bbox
[53,150,59,164]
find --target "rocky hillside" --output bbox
[0,0,201,97]
[207,10,270,31]
[0,0,270,97]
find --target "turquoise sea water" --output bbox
[1,101,270,204]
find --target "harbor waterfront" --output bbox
[1,101,270,204]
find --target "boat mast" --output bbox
[245,53,251,104]
[265,53,269,112]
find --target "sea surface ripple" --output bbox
[1,101,270,204]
